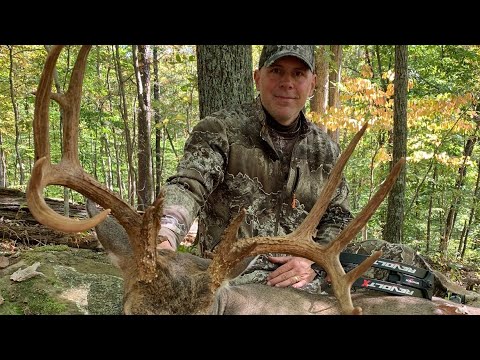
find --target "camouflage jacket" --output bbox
[161,97,352,256]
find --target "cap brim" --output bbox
[264,51,314,72]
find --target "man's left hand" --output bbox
[266,256,316,288]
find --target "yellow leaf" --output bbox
[360,64,373,78]
[386,83,395,98]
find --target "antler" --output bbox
[26,45,158,281]
[210,122,406,314]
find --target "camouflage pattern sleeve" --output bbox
[160,115,230,246]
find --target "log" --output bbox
[0,188,100,249]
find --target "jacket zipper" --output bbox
[274,164,301,235]
[291,165,300,209]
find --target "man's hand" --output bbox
[266,256,316,288]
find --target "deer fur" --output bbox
[87,200,480,315]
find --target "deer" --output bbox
[26,45,480,315]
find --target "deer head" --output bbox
[27,45,405,315]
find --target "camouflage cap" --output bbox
[258,45,315,72]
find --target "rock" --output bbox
[0,256,8,269]
[0,246,123,315]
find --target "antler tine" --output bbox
[327,158,406,255]
[33,45,63,161]
[291,121,369,239]
[234,158,405,314]
[315,157,405,314]
[209,209,257,291]
[62,45,91,164]
[27,45,141,235]
[209,123,405,314]
[135,192,165,282]
[209,122,368,290]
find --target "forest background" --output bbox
[0,45,479,288]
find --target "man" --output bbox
[157,45,352,294]
[155,44,475,303]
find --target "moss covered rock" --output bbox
[0,246,123,315]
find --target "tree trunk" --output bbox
[133,45,154,211]
[153,46,163,198]
[8,46,24,186]
[104,48,124,199]
[374,45,388,91]
[112,127,124,197]
[458,220,467,254]
[384,45,408,244]
[0,132,7,188]
[101,128,113,190]
[310,45,329,132]
[426,165,437,253]
[114,45,136,206]
[94,49,113,192]
[461,157,480,259]
[439,125,478,256]
[196,45,253,118]
[327,45,342,143]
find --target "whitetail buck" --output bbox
[27,45,480,315]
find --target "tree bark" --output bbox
[440,124,478,256]
[104,47,124,199]
[426,165,437,253]
[133,45,154,211]
[94,48,113,192]
[8,46,24,186]
[310,45,329,132]
[114,45,136,206]
[0,133,7,188]
[374,45,388,91]
[196,45,253,118]
[461,154,480,258]
[153,46,163,198]
[327,45,342,143]
[384,45,408,244]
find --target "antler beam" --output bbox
[26,45,160,280]
[210,122,406,314]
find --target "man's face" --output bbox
[254,56,316,126]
